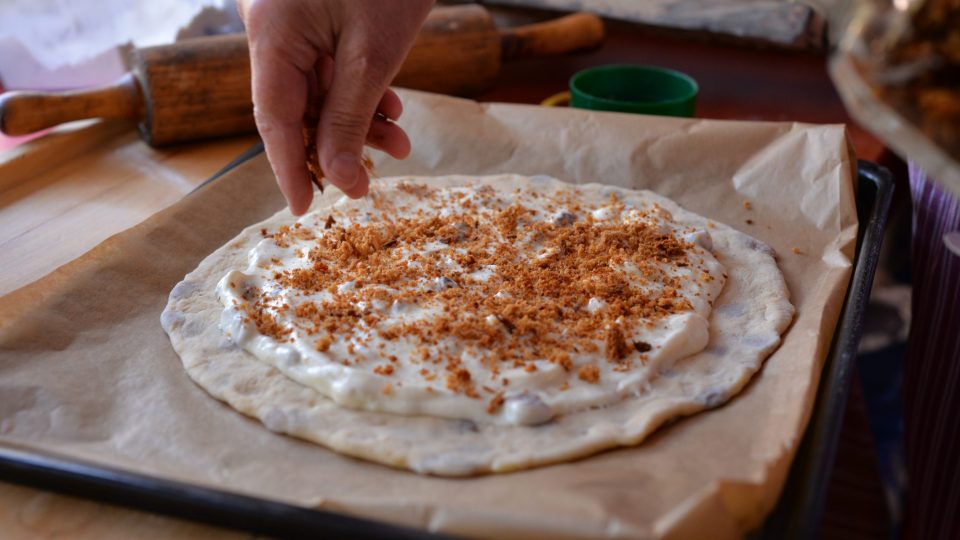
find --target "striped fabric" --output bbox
[904,164,960,540]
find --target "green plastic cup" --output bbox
[570,65,698,117]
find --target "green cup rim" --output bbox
[569,64,699,110]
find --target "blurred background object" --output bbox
[0,0,241,151]
[830,0,960,198]
[480,0,827,49]
[0,5,605,147]
[0,0,241,90]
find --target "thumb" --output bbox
[317,51,395,198]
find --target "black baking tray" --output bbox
[753,160,894,539]
[0,153,893,539]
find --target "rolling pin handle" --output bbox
[0,73,141,136]
[499,12,606,61]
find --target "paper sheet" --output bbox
[0,90,857,539]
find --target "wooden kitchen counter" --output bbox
[0,19,885,539]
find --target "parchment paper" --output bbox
[0,90,857,539]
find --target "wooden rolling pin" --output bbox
[0,5,603,146]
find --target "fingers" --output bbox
[315,0,429,199]
[376,89,403,121]
[338,175,369,199]
[312,57,403,173]
[366,116,411,159]
[250,41,314,215]
[243,0,429,206]
[313,0,429,199]
[314,53,390,196]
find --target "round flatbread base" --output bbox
[161,174,794,476]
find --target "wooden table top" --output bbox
[0,19,887,539]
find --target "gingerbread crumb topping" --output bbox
[605,327,630,362]
[229,182,714,413]
[578,364,600,384]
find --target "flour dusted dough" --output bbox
[161,175,794,475]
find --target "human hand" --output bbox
[238,0,433,214]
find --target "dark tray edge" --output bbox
[0,444,442,540]
[753,160,895,539]
[0,153,893,540]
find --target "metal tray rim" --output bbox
[0,152,894,540]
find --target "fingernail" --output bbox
[330,153,360,190]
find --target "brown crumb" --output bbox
[791,246,802,254]
[495,314,515,334]
[605,326,630,362]
[487,393,505,414]
[324,215,336,229]
[373,364,395,376]
[745,219,754,225]
[302,99,324,193]
[743,200,752,210]
[549,351,573,371]
[633,341,652,353]
[360,155,376,179]
[577,364,600,384]
[382,383,393,396]
[445,368,474,394]
[315,335,333,352]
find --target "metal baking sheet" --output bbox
[754,160,894,539]
[0,154,893,539]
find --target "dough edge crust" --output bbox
[161,174,795,476]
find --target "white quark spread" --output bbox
[215,183,726,426]
[164,173,796,475]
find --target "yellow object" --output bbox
[540,91,571,107]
